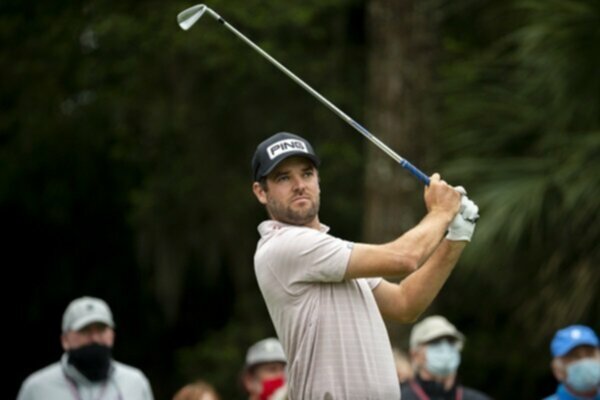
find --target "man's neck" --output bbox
[269,216,322,230]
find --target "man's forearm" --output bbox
[386,210,455,269]
[345,210,457,280]
[394,240,466,322]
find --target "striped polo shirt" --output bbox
[254,220,400,400]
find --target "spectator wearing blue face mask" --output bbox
[400,315,491,400]
[544,325,600,400]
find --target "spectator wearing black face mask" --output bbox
[17,296,154,400]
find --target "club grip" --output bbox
[401,160,430,186]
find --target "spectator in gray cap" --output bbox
[401,315,491,400]
[241,337,287,400]
[17,296,154,400]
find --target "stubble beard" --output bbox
[267,195,320,226]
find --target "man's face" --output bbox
[562,345,600,364]
[244,362,286,399]
[412,336,462,379]
[253,156,320,228]
[61,322,115,351]
[553,345,600,381]
[252,362,286,385]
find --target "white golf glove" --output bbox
[446,186,479,242]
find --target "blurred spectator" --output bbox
[241,338,287,400]
[401,315,491,400]
[543,324,600,400]
[393,347,414,383]
[172,379,220,400]
[17,296,154,400]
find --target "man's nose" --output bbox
[291,175,306,191]
[88,330,104,342]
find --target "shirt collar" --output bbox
[257,219,330,236]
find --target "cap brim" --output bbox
[554,338,599,357]
[245,357,287,368]
[418,329,465,348]
[259,152,320,180]
[70,314,115,332]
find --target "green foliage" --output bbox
[437,0,600,396]
[174,322,276,399]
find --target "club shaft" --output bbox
[206,8,430,186]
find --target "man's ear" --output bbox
[410,348,425,370]
[252,182,268,205]
[242,371,259,395]
[61,333,69,351]
[551,359,566,382]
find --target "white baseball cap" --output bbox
[409,315,465,350]
[62,296,115,333]
[245,337,287,368]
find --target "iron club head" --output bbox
[177,4,207,31]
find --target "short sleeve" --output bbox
[365,277,383,290]
[264,226,353,285]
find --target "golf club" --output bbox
[177,4,430,185]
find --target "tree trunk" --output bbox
[364,0,440,243]
[364,0,442,346]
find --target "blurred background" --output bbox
[2,0,598,398]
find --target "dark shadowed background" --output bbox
[3,0,598,398]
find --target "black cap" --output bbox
[251,132,320,181]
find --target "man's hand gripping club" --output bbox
[446,186,479,242]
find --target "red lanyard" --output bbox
[409,379,464,400]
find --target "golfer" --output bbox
[251,132,478,399]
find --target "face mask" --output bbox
[259,376,285,400]
[565,358,600,393]
[68,343,112,382]
[425,341,461,377]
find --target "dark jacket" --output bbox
[400,375,492,400]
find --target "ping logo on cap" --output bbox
[267,139,308,160]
